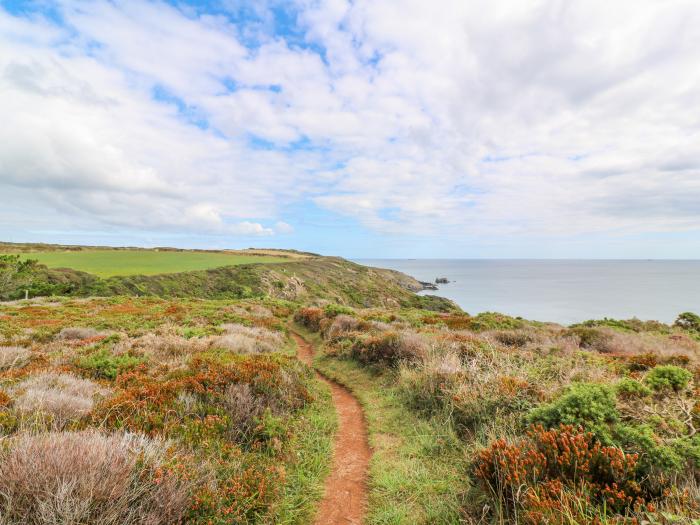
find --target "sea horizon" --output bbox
[356,258,700,325]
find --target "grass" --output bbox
[271,355,336,524]
[5,250,287,277]
[296,325,467,525]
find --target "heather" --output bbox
[1,281,699,523]
[0,296,334,524]
[304,306,700,524]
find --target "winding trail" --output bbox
[291,332,370,525]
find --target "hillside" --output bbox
[0,246,456,311]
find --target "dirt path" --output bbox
[291,332,370,525]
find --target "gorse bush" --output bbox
[528,383,619,440]
[644,365,692,392]
[615,377,651,398]
[323,303,355,318]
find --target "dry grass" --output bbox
[216,323,283,354]
[0,430,193,525]
[324,314,360,340]
[223,383,264,441]
[56,327,100,341]
[13,372,109,429]
[0,347,31,370]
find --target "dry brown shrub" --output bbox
[0,347,31,370]
[247,305,273,318]
[352,330,428,365]
[223,383,264,441]
[489,330,535,348]
[56,327,100,341]
[325,314,360,339]
[13,372,109,429]
[135,332,210,357]
[0,430,193,525]
[215,324,283,354]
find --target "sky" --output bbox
[1,0,700,259]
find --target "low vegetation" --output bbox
[0,248,455,312]
[1,247,698,524]
[301,306,700,524]
[0,297,335,524]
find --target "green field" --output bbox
[5,250,287,277]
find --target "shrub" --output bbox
[644,365,692,392]
[615,377,651,398]
[222,383,264,441]
[474,425,644,522]
[352,330,427,366]
[674,312,700,333]
[13,372,109,429]
[492,330,533,348]
[0,430,193,525]
[628,352,658,371]
[323,303,355,318]
[529,383,619,440]
[324,314,360,340]
[399,349,463,414]
[567,326,613,352]
[0,346,31,370]
[216,324,283,354]
[77,349,145,380]
[135,331,210,357]
[614,424,684,481]
[294,307,324,332]
[57,327,101,341]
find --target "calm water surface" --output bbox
[356,259,700,325]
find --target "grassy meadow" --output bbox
[3,250,288,277]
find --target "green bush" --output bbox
[528,383,618,440]
[323,303,355,318]
[644,365,692,392]
[615,377,651,398]
[614,424,684,481]
[674,311,700,333]
[77,349,145,380]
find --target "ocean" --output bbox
[355,259,700,325]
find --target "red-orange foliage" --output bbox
[474,425,644,522]
[294,307,324,332]
[94,355,310,435]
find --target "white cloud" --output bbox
[1,0,699,245]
